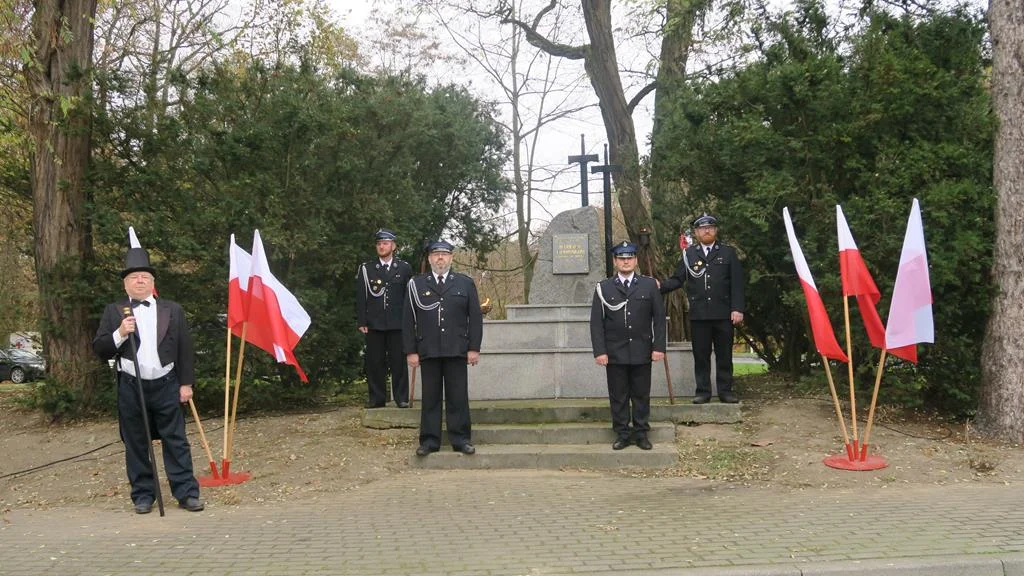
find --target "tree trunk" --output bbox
[648,0,705,341]
[977,0,1024,442]
[27,0,102,411]
[579,0,649,249]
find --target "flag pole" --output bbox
[842,296,858,459]
[223,324,232,466]
[224,322,248,476]
[188,398,219,478]
[821,355,853,460]
[859,348,887,461]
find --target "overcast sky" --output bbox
[330,0,657,229]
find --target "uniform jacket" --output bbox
[92,298,196,385]
[403,272,483,359]
[660,242,745,321]
[590,275,667,365]
[356,258,413,331]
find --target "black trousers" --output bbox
[418,357,471,449]
[365,329,408,406]
[606,363,652,440]
[117,371,199,504]
[691,319,734,397]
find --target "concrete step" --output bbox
[482,318,592,349]
[466,345,697,399]
[505,304,590,321]
[362,399,741,429]
[444,422,675,445]
[408,443,678,470]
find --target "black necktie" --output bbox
[130,299,150,308]
[437,275,444,286]
[623,278,630,290]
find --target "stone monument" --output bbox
[453,207,699,401]
[528,206,606,304]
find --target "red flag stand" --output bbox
[199,460,251,487]
[824,452,888,471]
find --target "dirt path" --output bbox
[2,383,1022,515]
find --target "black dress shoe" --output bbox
[397,401,409,408]
[636,437,653,450]
[692,395,711,404]
[178,497,205,512]
[612,438,631,450]
[415,445,438,457]
[719,392,740,404]
[134,500,153,514]
[453,443,476,455]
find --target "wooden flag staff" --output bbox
[821,357,853,461]
[841,297,859,456]
[200,322,252,486]
[187,399,218,479]
[859,349,888,461]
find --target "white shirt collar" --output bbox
[379,258,393,267]
[617,273,635,284]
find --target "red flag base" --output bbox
[198,460,252,486]
[823,453,889,471]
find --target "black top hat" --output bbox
[121,247,156,278]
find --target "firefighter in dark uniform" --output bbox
[590,241,667,450]
[660,214,745,404]
[356,229,413,408]
[403,240,483,456]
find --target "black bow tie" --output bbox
[130,299,151,308]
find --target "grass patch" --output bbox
[734,362,768,376]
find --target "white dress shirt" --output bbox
[113,296,174,380]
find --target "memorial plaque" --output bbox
[552,234,589,274]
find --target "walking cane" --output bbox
[638,228,675,404]
[123,305,166,517]
[408,366,417,409]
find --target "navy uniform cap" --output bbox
[611,241,638,258]
[428,240,455,253]
[692,213,718,228]
[375,228,397,241]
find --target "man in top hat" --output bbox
[590,241,667,450]
[356,229,413,408]
[92,242,204,514]
[403,240,483,456]
[660,213,745,404]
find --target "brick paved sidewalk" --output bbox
[4,470,1024,575]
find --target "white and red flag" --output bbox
[783,208,848,362]
[244,230,311,381]
[885,199,934,363]
[227,234,252,332]
[836,206,916,362]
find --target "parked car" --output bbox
[0,348,46,384]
